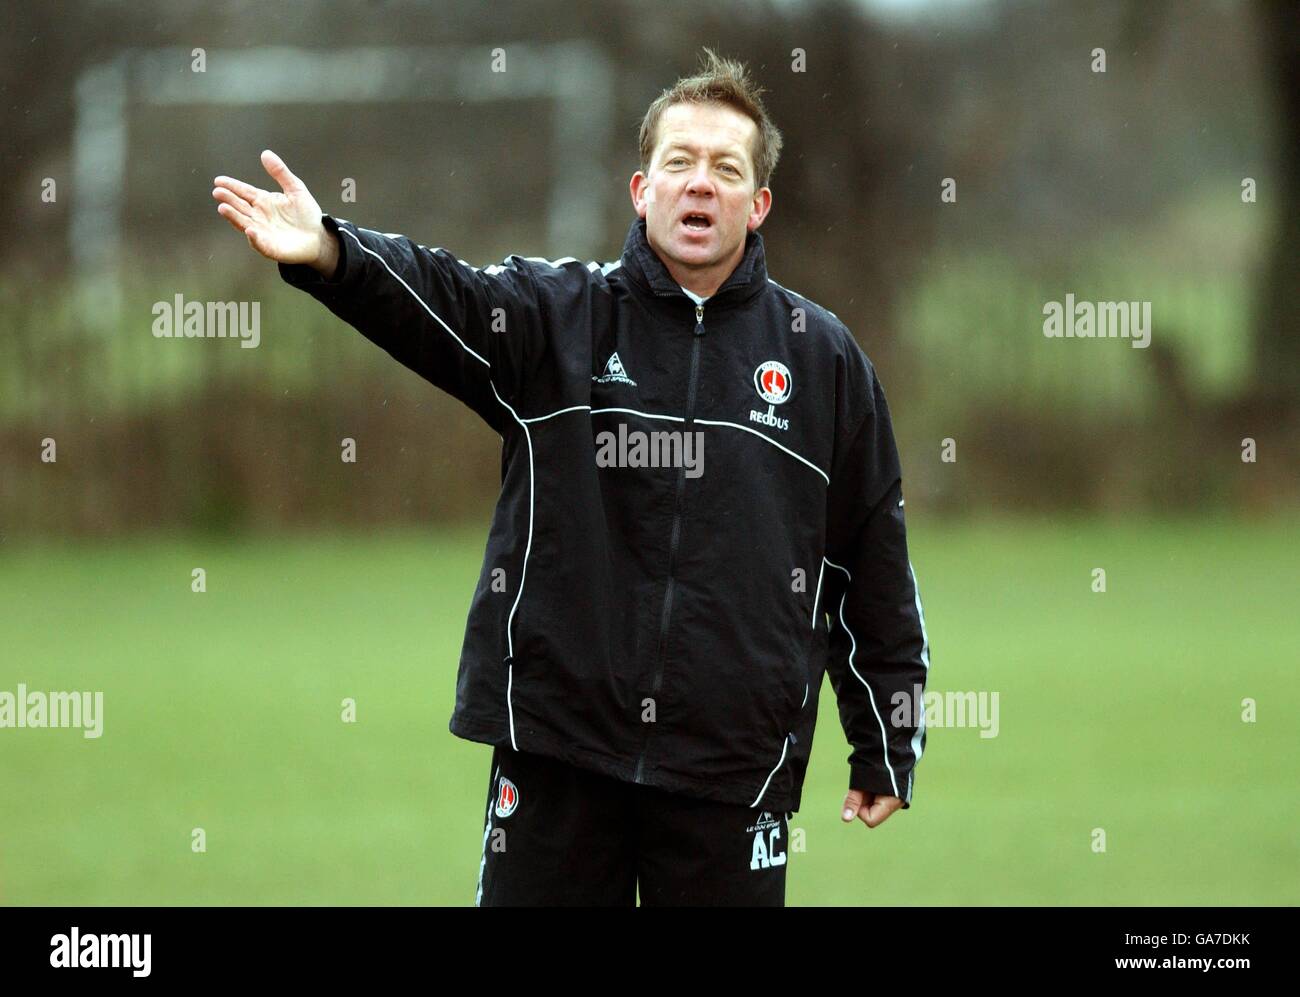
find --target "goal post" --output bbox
[71,42,616,322]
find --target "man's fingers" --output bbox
[212,187,254,219]
[841,789,901,828]
[862,799,887,827]
[260,149,302,194]
[841,789,865,822]
[213,174,265,205]
[216,202,251,234]
[861,796,901,828]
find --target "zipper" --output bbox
[634,300,707,784]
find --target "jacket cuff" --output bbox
[277,214,350,288]
[849,762,911,810]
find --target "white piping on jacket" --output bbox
[822,556,901,799]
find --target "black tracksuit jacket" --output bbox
[279,214,931,816]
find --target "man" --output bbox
[212,48,930,906]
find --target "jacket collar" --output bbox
[618,216,768,306]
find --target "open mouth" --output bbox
[681,213,713,232]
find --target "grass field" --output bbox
[1,516,1296,905]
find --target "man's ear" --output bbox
[629,172,651,220]
[747,186,773,231]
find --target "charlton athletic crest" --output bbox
[754,361,792,404]
[750,360,792,431]
[494,776,519,818]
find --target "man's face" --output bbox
[630,102,772,287]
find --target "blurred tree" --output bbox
[1254,0,1299,407]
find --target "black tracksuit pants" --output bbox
[474,744,790,906]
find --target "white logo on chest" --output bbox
[593,351,637,385]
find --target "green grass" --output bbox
[904,254,1255,429]
[1,517,1296,905]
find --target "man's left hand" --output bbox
[841,789,902,828]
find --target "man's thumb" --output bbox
[261,149,301,193]
[842,789,865,822]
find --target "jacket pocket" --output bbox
[783,637,813,731]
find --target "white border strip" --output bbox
[822,556,901,798]
[750,734,790,808]
[693,417,829,484]
[905,561,931,801]
[341,228,490,366]
[474,762,501,907]
[520,404,830,483]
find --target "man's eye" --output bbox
[669,158,687,166]
[721,164,739,175]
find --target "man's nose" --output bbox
[685,163,716,196]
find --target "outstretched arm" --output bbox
[211,150,549,432]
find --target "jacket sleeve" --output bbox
[820,341,931,809]
[277,214,547,435]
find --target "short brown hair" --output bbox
[638,47,784,191]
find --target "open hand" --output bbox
[212,150,337,274]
